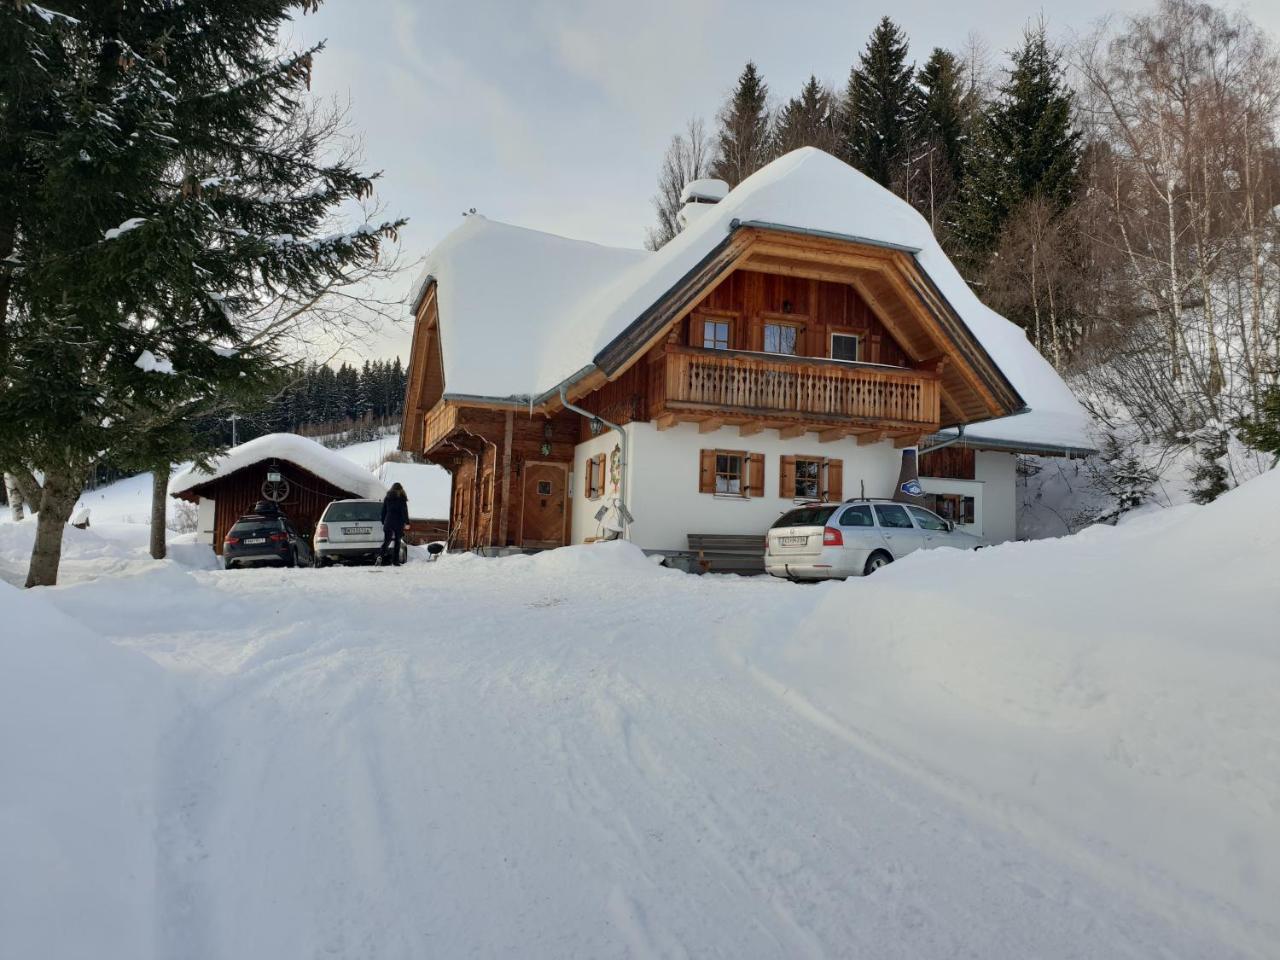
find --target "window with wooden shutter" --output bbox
[699,449,716,493]
[826,458,844,502]
[794,457,823,499]
[779,455,797,500]
[700,449,762,497]
[585,453,606,500]
[780,454,845,502]
[747,453,765,497]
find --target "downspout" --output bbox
[559,383,630,540]
[919,424,965,456]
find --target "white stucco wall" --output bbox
[587,421,904,552]
[975,450,1017,544]
[195,497,216,545]
[570,428,631,543]
[569,424,1023,549]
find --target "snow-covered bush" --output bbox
[167,500,198,535]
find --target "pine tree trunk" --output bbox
[150,462,170,560]
[24,466,84,588]
[3,472,23,522]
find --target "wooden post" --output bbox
[498,411,513,546]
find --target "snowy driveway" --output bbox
[4,506,1274,959]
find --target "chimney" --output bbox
[678,178,729,229]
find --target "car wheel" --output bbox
[863,550,893,576]
[224,560,236,571]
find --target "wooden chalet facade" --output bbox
[400,149,1093,553]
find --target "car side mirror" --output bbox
[945,521,955,532]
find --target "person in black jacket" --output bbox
[379,482,410,566]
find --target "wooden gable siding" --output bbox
[400,288,444,454]
[920,445,976,480]
[182,461,363,555]
[677,269,910,367]
[572,357,653,443]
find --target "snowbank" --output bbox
[411,148,1093,450]
[0,582,178,959]
[169,432,387,500]
[0,519,219,588]
[736,467,1280,944]
[2,469,1275,956]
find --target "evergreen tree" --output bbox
[712,62,772,187]
[1189,430,1231,504]
[1236,385,1280,466]
[913,49,968,187]
[391,357,406,416]
[895,48,969,234]
[0,2,404,585]
[1086,430,1158,525]
[954,24,1081,259]
[842,17,916,187]
[774,76,838,155]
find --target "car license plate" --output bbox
[343,527,371,536]
[244,537,266,545]
[780,536,807,546]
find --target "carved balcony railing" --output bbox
[657,345,940,427]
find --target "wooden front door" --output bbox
[520,462,568,548]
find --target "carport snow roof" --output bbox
[410,147,1096,453]
[170,433,388,501]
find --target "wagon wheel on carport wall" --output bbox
[261,473,291,503]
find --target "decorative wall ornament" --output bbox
[609,444,622,491]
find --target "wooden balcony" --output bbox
[652,345,940,431]
[422,401,459,453]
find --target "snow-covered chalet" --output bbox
[399,148,1095,552]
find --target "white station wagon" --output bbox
[765,498,987,581]
[313,498,407,567]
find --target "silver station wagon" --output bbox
[765,498,987,581]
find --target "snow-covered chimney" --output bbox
[678,178,729,229]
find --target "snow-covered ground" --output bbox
[2,469,1277,958]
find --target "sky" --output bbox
[291,0,1280,363]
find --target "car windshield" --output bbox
[325,502,381,522]
[230,517,282,536]
[772,506,837,528]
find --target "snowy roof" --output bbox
[169,433,388,500]
[410,148,1095,451]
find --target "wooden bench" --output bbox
[686,533,766,575]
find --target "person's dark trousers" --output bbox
[380,526,403,565]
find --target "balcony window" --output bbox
[831,333,860,362]
[763,322,799,356]
[702,319,731,351]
